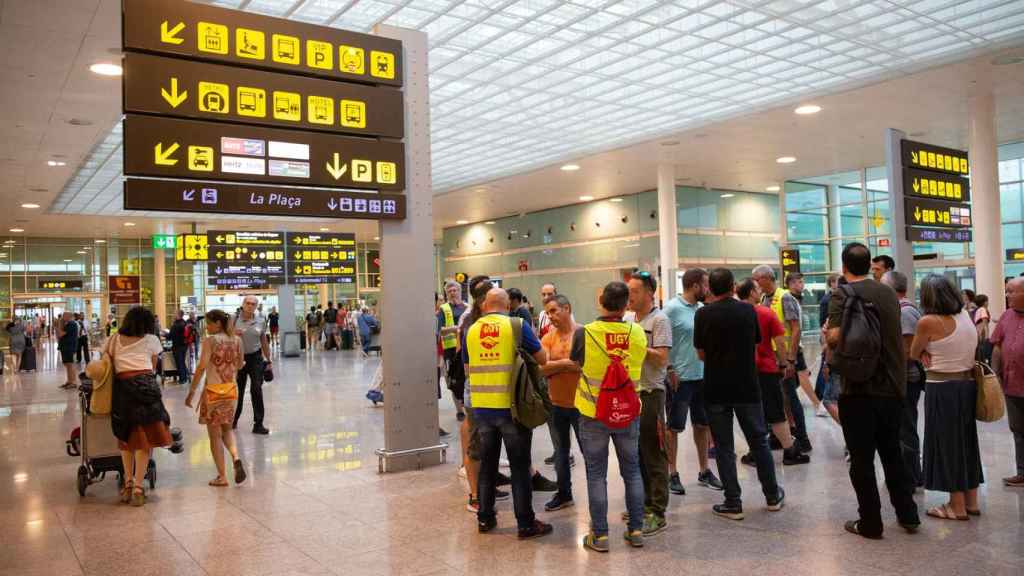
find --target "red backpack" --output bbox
[586,327,641,429]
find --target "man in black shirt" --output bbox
[827,243,919,539]
[694,268,784,521]
[323,301,340,350]
[169,310,190,384]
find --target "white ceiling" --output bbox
[2,0,1024,241]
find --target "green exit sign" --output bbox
[152,234,176,249]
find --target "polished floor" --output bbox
[1,341,1022,576]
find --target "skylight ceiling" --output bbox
[53,0,1024,215]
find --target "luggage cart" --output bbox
[158,340,180,385]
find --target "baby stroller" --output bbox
[67,372,183,497]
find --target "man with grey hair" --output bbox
[438,279,468,420]
[234,295,272,435]
[883,270,925,490]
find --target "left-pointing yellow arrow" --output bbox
[161,21,185,45]
[160,77,188,108]
[154,142,180,166]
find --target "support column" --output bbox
[152,248,167,326]
[970,66,1004,316]
[657,164,678,301]
[276,284,297,354]
[319,284,328,309]
[886,127,914,298]
[375,24,440,472]
[828,184,844,271]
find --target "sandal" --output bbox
[233,459,247,485]
[208,477,229,487]
[130,486,146,507]
[120,479,134,504]
[926,504,968,521]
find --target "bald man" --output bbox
[465,287,552,539]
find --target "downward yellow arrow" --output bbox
[161,77,188,108]
[154,142,180,165]
[326,153,348,180]
[161,21,185,45]
[914,206,921,222]
[913,179,920,193]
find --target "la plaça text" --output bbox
[249,192,301,209]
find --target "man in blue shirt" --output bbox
[663,268,722,494]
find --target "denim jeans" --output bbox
[900,378,925,487]
[578,416,644,535]
[550,406,580,500]
[707,403,780,507]
[476,410,536,530]
[814,353,827,401]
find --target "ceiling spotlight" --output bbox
[609,198,623,203]
[485,221,496,225]
[720,193,735,198]
[9,228,24,233]
[561,164,580,172]
[319,227,329,231]
[89,62,123,76]
[794,105,822,115]
[765,185,780,192]
[20,203,40,209]
[579,195,594,201]
[76,251,87,254]
[123,222,135,227]
[94,239,106,243]
[46,160,66,167]
[776,156,797,164]
[63,259,72,262]
[456,220,469,225]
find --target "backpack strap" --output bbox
[510,317,524,350]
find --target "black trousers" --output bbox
[234,352,265,428]
[76,336,90,363]
[839,394,920,537]
[900,379,925,488]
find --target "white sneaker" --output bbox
[458,466,467,479]
[815,403,828,417]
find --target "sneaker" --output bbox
[495,489,510,501]
[478,517,497,533]
[782,448,810,466]
[624,528,645,547]
[466,496,479,513]
[767,487,785,511]
[544,494,574,512]
[252,426,270,435]
[712,503,744,521]
[669,473,686,495]
[698,469,724,491]
[815,403,829,417]
[795,437,813,453]
[740,453,756,467]
[641,514,667,537]
[583,533,609,553]
[1003,475,1024,487]
[531,472,558,492]
[496,471,511,487]
[517,519,553,540]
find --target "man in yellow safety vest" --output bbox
[466,287,552,539]
[571,281,648,552]
[438,280,468,420]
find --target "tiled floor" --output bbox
[1,341,1022,575]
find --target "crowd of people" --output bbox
[438,241,1023,550]
[305,301,379,356]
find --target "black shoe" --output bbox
[795,437,813,453]
[767,487,785,511]
[456,412,465,422]
[544,494,574,511]
[669,473,686,495]
[740,453,756,467]
[899,520,921,534]
[531,472,558,492]
[252,426,270,435]
[844,520,882,540]
[544,453,555,465]
[495,489,510,501]
[478,517,497,533]
[782,448,810,465]
[518,520,553,540]
[496,471,511,487]
[712,503,744,521]
[439,428,450,437]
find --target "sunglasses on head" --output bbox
[631,270,655,292]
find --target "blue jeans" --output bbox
[707,403,780,507]
[360,331,371,353]
[578,416,644,535]
[475,410,535,530]
[814,353,827,401]
[783,374,810,444]
[550,406,580,499]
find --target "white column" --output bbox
[657,164,678,301]
[969,66,1004,316]
[276,284,297,354]
[152,248,167,325]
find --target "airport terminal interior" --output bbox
[2,0,1024,574]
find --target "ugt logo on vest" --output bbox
[605,332,629,354]
[479,322,500,350]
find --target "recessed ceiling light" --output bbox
[76,251,86,254]
[776,156,797,164]
[0,253,7,258]
[89,62,123,76]
[9,228,24,233]
[20,203,40,209]
[456,220,469,225]
[3,240,15,245]
[561,164,580,171]
[720,193,735,198]
[46,160,66,167]
[579,195,594,201]
[609,198,623,203]
[123,222,135,227]
[94,239,106,243]
[373,236,380,241]
[63,259,72,262]
[765,185,780,192]
[485,221,496,225]
[319,227,329,231]
[794,104,822,115]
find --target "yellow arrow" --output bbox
[913,179,920,193]
[160,77,188,108]
[154,142,180,165]
[326,153,347,180]
[161,21,185,45]
[914,206,921,222]
[910,151,918,164]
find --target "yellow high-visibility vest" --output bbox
[465,314,516,409]
[575,319,647,418]
[768,289,793,354]
[440,303,458,350]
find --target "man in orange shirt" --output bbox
[539,294,581,512]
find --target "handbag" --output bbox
[974,361,1005,422]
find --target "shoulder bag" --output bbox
[974,361,1005,422]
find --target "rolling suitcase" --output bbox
[19,344,37,372]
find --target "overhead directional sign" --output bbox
[1007,248,1024,261]
[780,248,800,276]
[124,179,406,220]
[902,167,971,202]
[38,279,83,290]
[123,0,403,87]
[152,234,176,249]
[124,53,404,138]
[286,231,357,284]
[901,139,969,176]
[906,227,972,243]
[176,234,208,261]
[207,263,285,289]
[207,230,284,249]
[904,197,972,229]
[123,114,404,191]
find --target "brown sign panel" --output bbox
[123,115,404,191]
[39,279,83,290]
[1007,248,1024,261]
[287,232,356,285]
[124,179,407,220]
[904,196,972,229]
[122,0,402,87]
[902,167,970,202]
[123,53,404,138]
[780,248,800,276]
[109,275,141,304]
[900,139,969,176]
[207,263,286,289]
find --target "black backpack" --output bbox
[832,283,882,384]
